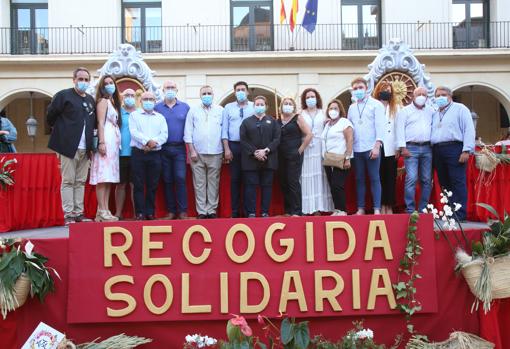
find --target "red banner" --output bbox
[67,214,437,323]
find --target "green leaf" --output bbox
[256,342,267,349]
[476,203,500,220]
[280,318,294,345]
[294,323,310,349]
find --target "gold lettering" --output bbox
[314,270,344,312]
[104,275,136,317]
[352,269,361,310]
[240,272,270,313]
[306,222,314,262]
[326,222,356,261]
[279,271,308,312]
[265,223,294,262]
[225,224,255,263]
[181,273,212,313]
[104,227,133,267]
[220,272,229,314]
[142,226,172,266]
[143,274,173,315]
[182,225,212,265]
[367,269,397,310]
[365,220,393,260]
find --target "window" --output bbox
[122,0,162,53]
[10,0,48,54]
[341,0,381,50]
[231,0,273,51]
[452,0,489,48]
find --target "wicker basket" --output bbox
[475,148,500,173]
[461,255,510,302]
[406,331,494,349]
[12,273,31,308]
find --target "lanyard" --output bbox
[439,103,452,123]
[356,99,368,123]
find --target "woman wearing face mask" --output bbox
[89,75,122,222]
[372,81,400,214]
[278,97,313,216]
[322,100,353,216]
[240,96,281,218]
[299,88,334,215]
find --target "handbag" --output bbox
[322,124,346,169]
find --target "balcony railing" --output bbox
[1,22,509,55]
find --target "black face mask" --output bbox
[378,91,392,101]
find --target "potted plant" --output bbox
[455,203,510,313]
[0,156,16,190]
[0,238,60,318]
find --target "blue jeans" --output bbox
[161,144,187,214]
[131,148,161,216]
[433,142,467,220]
[229,141,244,217]
[353,150,381,210]
[404,145,432,212]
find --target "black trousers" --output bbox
[379,148,397,206]
[229,141,244,217]
[278,151,303,215]
[244,169,274,216]
[324,166,349,211]
[131,148,162,216]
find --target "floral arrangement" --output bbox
[0,238,60,318]
[0,156,16,190]
[184,334,218,348]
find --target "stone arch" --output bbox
[0,88,53,111]
[452,82,510,144]
[329,86,354,114]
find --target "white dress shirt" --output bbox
[431,102,476,153]
[396,103,434,148]
[129,109,168,151]
[184,104,224,155]
[321,118,353,158]
[381,105,399,157]
[347,96,385,153]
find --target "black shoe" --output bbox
[135,214,145,221]
[231,213,239,218]
[247,213,256,218]
[207,213,217,219]
[145,215,155,220]
[261,213,270,218]
[197,214,208,219]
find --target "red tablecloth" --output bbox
[1,154,509,232]
[0,153,64,232]
[0,229,492,349]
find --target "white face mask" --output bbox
[414,95,427,106]
[328,110,340,119]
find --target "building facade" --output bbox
[0,0,509,152]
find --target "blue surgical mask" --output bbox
[255,105,266,115]
[352,88,366,101]
[104,84,116,95]
[306,97,317,108]
[143,101,155,111]
[282,104,294,114]
[165,89,177,100]
[76,81,89,93]
[435,96,449,108]
[235,90,247,102]
[201,95,213,106]
[124,97,135,108]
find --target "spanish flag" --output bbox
[280,0,287,24]
[290,0,298,32]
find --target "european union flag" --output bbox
[302,0,318,33]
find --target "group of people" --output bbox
[46,67,475,224]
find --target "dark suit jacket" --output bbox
[47,88,96,158]
[240,115,281,171]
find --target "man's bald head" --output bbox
[123,88,135,96]
[141,91,155,100]
[413,87,428,97]
[163,80,177,90]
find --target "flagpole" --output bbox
[274,88,279,120]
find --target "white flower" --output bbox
[444,205,453,217]
[454,203,462,212]
[442,215,448,222]
[422,208,428,213]
[12,158,18,164]
[447,191,453,197]
[427,204,434,209]
[449,218,457,230]
[355,329,374,340]
[205,337,217,346]
[24,241,35,259]
[440,196,448,204]
[443,221,449,229]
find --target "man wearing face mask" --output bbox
[347,77,385,215]
[155,81,190,220]
[47,67,96,225]
[431,86,475,221]
[184,85,224,219]
[221,81,255,218]
[129,91,168,220]
[396,87,434,213]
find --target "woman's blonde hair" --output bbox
[279,97,297,116]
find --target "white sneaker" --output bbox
[355,209,365,215]
[374,209,381,215]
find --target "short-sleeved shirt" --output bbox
[321,118,353,157]
[119,108,132,156]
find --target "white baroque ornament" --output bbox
[364,38,435,98]
[90,43,162,101]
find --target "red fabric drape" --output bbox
[0,153,63,232]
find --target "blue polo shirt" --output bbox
[154,99,190,144]
[119,108,132,156]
